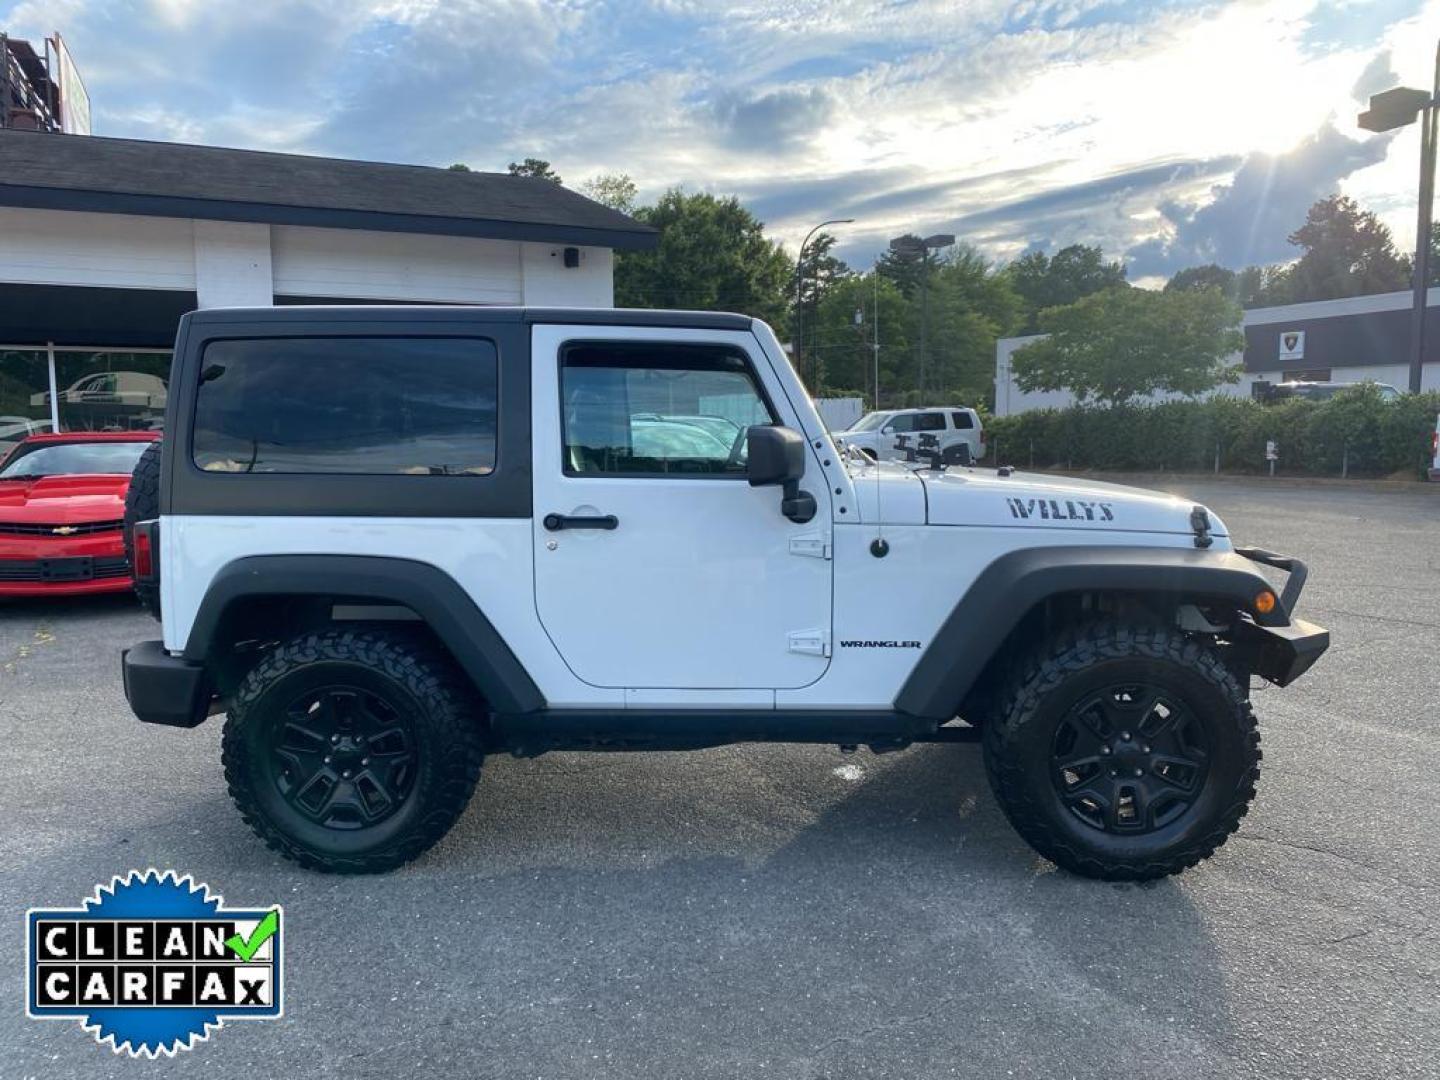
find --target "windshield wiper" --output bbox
[0,473,46,482]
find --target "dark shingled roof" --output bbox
[0,129,657,249]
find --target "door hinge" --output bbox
[788,534,832,560]
[787,628,831,658]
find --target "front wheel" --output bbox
[983,622,1260,881]
[222,628,485,873]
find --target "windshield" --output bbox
[850,411,892,432]
[0,440,151,479]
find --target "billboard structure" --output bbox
[51,33,89,134]
[0,30,89,134]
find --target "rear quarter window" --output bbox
[192,337,498,476]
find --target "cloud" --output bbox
[1126,123,1394,277]
[709,86,836,152]
[0,0,1423,272]
[1353,49,1399,103]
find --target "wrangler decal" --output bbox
[839,639,923,649]
[1006,497,1115,522]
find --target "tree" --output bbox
[809,274,912,406]
[447,163,471,172]
[796,232,851,310]
[1006,244,1128,331]
[925,246,1024,403]
[1235,264,1283,307]
[874,235,928,297]
[793,231,852,384]
[1165,264,1236,297]
[579,173,638,214]
[507,158,562,184]
[1011,286,1243,406]
[1282,194,1408,302]
[614,190,793,326]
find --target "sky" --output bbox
[4,0,1438,283]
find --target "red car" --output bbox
[0,431,160,597]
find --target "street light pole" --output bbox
[1360,46,1440,394]
[1407,44,1440,396]
[794,218,854,392]
[919,252,930,398]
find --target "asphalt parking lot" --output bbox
[2,476,1437,1080]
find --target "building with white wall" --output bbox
[994,288,1440,416]
[0,128,655,437]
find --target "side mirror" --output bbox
[746,425,805,487]
[746,425,816,523]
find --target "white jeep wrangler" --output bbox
[122,306,1328,879]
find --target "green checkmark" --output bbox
[225,909,279,962]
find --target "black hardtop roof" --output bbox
[183,305,757,332]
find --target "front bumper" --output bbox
[121,640,211,728]
[1236,616,1330,686]
[1232,545,1329,685]
[0,533,132,595]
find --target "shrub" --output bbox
[985,391,1440,478]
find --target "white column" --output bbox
[46,341,59,430]
[193,221,274,308]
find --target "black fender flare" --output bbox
[182,555,545,714]
[894,545,1282,721]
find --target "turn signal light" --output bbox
[1254,590,1277,615]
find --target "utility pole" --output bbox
[919,250,930,399]
[873,271,881,409]
[887,233,954,401]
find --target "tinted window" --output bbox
[915,412,945,431]
[951,411,975,429]
[562,342,775,476]
[887,413,916,433]
[192,338,497,476]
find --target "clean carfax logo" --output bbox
[26,869,283,1057]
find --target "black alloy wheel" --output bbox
[269,685,418,830]
[1051,683,1211,834]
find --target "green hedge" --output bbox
[985,388,1440,478]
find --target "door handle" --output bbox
[543,513,618,532]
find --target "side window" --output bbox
[915,412,945,432]
[887,413,916,433]
[192,337,498,475]
[951,411,975,430]
[561,342,776,476]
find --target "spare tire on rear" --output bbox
[123,441,162,620]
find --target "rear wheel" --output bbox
[122,441,162,619]
[222,628,486,873]
[983,621,1259,881]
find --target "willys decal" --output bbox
[1006,497,1115,523]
